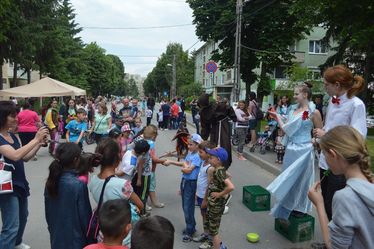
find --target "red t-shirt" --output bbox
[17,109,40,132]
[171,103,179,117]
[84,243,129,249]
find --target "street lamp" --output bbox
[166,54,177,99]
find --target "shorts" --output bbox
[204,201,225,236]
[149,172,156,192]
[248,119,258,130]
[196,196,207,213]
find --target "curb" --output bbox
[185,117,281,176]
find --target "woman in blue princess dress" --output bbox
[267,82,323,220]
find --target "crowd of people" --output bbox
[0,65,374,249]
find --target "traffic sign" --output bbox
[206,61,218,73]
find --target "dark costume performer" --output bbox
[198,94,237,169]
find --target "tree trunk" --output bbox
[0,60,3,90]
[12,62,17,88]
[27,68,31,84]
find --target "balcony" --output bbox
[292,51,305,63]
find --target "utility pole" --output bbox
[233,0,243,102]
[171,54,177,99]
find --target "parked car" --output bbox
[366,116,374,128]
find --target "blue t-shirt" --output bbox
[182,151,202,180]
[65,120,87,143]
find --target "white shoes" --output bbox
[223,205,229,215]
[15,243,31,249]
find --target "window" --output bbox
[227,71,232,80]
[307,70,321,80]
[309,40,328,54]
[274,66,288,79]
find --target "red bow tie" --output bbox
[332,96,340,105]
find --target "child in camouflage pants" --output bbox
[204,147,235,249]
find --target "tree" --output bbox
[143,43,194,98]
[188,0,312,105]
[292,0,374,102]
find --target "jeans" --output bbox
[193,118,200,135]
[0,194,29,249]
[236,127,248,153]
[180,179,197,235]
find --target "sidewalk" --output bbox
[183,110,282,176]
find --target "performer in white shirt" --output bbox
[313,65,367,220]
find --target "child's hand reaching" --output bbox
[308,181,323,206]
[163,160,170,166]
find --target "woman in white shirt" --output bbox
[313,65,367,221]
[234,100,250,160]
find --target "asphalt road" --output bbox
[1,114,322,249]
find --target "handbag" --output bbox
[86,116,106,145]
[0,155,15,194]
[252,101,264,120]
[86,175,115,242]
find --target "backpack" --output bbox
[252,101,264,120]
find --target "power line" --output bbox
[117,55,159,57]
[186,40,200,51]
[82,23,193,30]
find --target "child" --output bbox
[193,141,216,247]
[65,108,87,149]
[132,118,143,137]
[121,123,133,153]
[131,215,175,249]
[308,126,374,249]
[204,147,235,249]
[146,125,168,208]
[45,143,92,249]
[146,107,153,126]
[157,109,163,130]
[76,152,101,184]
[313,65,367,221]
[109,128,124,157]
[164,133,203,242]
[117,139,150,181]
[274,129,285,164]
[84,199,132,249]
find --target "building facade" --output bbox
[124,73,145,97]
[1,62,40,90]
[193,27,335,106]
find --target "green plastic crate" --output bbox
[275,214,315,242]
[242,185,270,211]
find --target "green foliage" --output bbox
[143,43,194,98]
[1,0,126,97]
[179,83,203,98]
[187,0,311,96]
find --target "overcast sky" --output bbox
[70,0,203,77]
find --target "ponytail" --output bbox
[45,143,81,198]
[45,159,63,198]
[347,75,365,98]
[323,65,365,98]
[358,154,373,183]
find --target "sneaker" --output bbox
[182,234,192,243]
[153,202,165,208]
[15,243,31,249]
[225,194,232,206]
[199,241,213,249]
[220,242,228,249]
[193,233,209,242]
[223,205,229,215]
[146,205,152,212]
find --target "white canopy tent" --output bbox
[0,77,86,97]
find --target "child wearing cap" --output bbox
[121,122,133,153]
[204,147,235,249]
[164,133,203,242]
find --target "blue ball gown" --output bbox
[266,102,316,220]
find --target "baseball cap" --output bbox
[205,147,228,162]
[121,123,131,132]
[190,133,203,144]
[109,128,121,138]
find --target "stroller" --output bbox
[231,120,251,146]
[249,120,277,154]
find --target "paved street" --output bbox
[2,115,322,249]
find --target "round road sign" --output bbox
[206,61,218,73]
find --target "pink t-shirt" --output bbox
[17,109,40,132]
[84,243,129,249]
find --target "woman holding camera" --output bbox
[0,101,48,249]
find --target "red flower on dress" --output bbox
[302,111,309,120]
